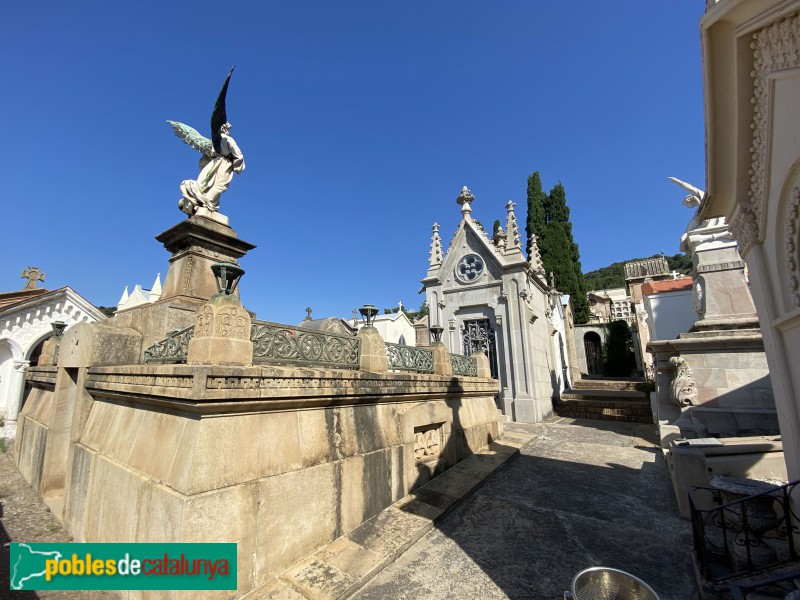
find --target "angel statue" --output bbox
[168,67,245,217]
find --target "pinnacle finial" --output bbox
[429,223,443,267]
[505,201,521,252]
[457,186,475,216]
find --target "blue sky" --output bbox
[2,1,707,325]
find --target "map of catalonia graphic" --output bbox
[10,543,63,590]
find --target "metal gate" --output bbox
[462,319,498,379]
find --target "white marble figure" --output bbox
[178,122,245,214]
[168,68,245,217]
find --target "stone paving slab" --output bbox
[244,432,533,599]
[355,418,699,600]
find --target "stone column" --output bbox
[187,294,253,366]
[357,327,388,373]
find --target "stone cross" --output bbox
[304,307,312,321]
[21,267,45,290]
[398,300,403,311]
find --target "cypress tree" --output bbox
[525,174,591,324]
[493,219,502,235]
[525,172,548,256]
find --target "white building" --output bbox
[361,307,417,346]
[0,280,105,438]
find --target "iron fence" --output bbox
[251,320,361,369]
[385,343,434,373]
[143,326,195,363]
[689,479,800,583]
[450,353,478,377]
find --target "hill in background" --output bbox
[583,253,692,291]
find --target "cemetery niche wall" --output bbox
[12,72,503,598]
[421,186,573,423]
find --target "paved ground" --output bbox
[354,418,698,600]
[1,418,698,600]
[0,444,114,600]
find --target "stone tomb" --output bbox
[13,214,502,598]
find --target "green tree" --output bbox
[528,178,590,323]
[603,320,636,376]
[525,172,547,256]
[493,219,502,235]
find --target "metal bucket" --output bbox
[570,567,660,600]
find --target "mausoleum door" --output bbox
[584,332,603,375]
[462,320,499,379]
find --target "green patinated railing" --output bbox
[385,342,434,373]
[250,320,360,369]
[143,320,361,370]
[143,326,195,363]
[450,353,478,377]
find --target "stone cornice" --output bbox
[83,364,499,415]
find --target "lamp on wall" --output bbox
[429,326,444,343]
[471,334,486,354]
[51,321,68,337]
[210,262,245,296]
[359,304,378,328]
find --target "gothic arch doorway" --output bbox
[583,331,603,375]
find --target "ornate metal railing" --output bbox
[143,326,195,363]
[385,343,434,373]
[250,320,361,369]
[689,479,800,583]
[450,353,477,377]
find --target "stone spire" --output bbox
[429,223,443,267]
[150,274,162,302]
[527,231,546,276]
[505,201,522,253]
[493,224,507,252]
[457,186,475,218]
[117,286,129,308]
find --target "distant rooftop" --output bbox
[642,278,693,295]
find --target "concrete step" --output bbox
[555,397,653,424]
[572,378,644,392]
[562,389,647,401]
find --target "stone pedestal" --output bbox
[687,218,758,330]
[357,327,388,373]
[649,216,775,438]
[156,215,256,306]
[187,294,253,366]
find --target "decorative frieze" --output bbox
[748,13,800,247]
[787,185,800,307]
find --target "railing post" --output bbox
[357,326,388,373]
[473,350,492,378]
[430,342,452,376]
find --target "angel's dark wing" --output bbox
[167,121,214,157]
[211,66,235,154]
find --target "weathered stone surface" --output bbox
[356,327,388,373]
[59,323,143,368]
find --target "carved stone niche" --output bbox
[414,423,443,463]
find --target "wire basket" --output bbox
[571,567,660,600]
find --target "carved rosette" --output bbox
[195,305,214,337]
[215,305,249,339]
[787,185,800,307]
[668,356,698,407]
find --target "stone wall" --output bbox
[15,362,501,597]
